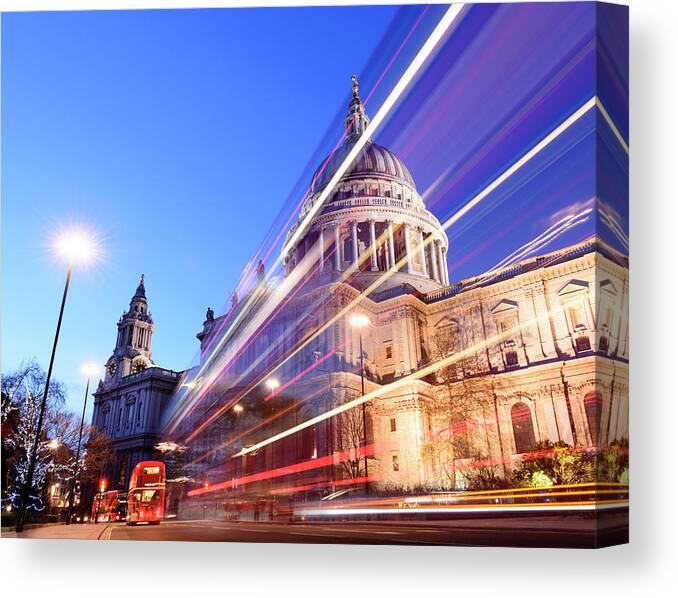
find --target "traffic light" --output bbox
[99,478,107,493]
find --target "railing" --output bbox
[120,367,182,384]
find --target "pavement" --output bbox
[1,522,111,540]
[1,509,628,547]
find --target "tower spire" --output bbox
[104,275,155,383]
[345,74,370,144]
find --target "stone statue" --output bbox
[351,74,359,98]
[205,307,214,321]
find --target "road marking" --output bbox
[97,526,113,540]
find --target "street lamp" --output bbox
[265,378,280,392]
[48,438,61,450]
[349,313,370,493]
[233,404,244,414]
[15,229,96,533]
[65,362,100,525]
[314,350,335,492]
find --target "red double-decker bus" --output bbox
[91,490,127,523]
[127,461,166,525]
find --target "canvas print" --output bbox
[1,2,629,548]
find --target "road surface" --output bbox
[5,509,627,547]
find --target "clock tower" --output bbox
[92,274,182,490]
[104,274,155,384]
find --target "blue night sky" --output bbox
[1,3,628,414]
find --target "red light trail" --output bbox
[187,442,383,497]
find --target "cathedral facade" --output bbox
[92,81,628,506]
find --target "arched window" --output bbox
[511,402,536,454]
[584,391,604,446]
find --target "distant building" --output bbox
[92,276,182,489]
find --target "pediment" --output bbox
[557,279,589,297]
[599,279,618,296]
[491,299,519,314]
[434,315,459,329]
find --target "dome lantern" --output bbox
[345,75,370,145]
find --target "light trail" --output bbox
[439,96,597,231]
[174,245,337,431]
[183,286,342,440]
[362,5,431,106]
[420,38,598,203]
[170,42,629,444]
[597,98,629,154]
[185,360,364,467]
[270,475,376,496]
[281,3,465,257]
[236,312,545,458]
[459,209,593,294]
[214,96,612,423]
[263,345,341,402]
[187,442,383,497]
[486,206,593,272]
[228,4,430,306]
[296,500,629,518]
[175,4,466,415]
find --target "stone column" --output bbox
[441,246,449,284]
[387,221,397,271]
[430,238,440,282]
[351,221,359,269]
[334,224,341,271]
[403,223,414,274]
[418,228,428,277]
[318,226,325,272]
[369,220,378,271]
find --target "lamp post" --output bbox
[265,378,280,395]
[16,230,96,533]
[66,363,99,525]
[349,314,370,493]
[314,351,335,492]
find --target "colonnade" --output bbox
[307,219,449,286]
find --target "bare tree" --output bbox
[422,325,494,490]
[80,427,115,487]
[335,391,373,481]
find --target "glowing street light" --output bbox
[66,362,100,525]
[81,362,100,378]
[56,231,96,264]
[265,378,280,392]
[233,404,244,414]
[349,313,370,329]
[48,438,61,450]
[16,228,99,533]
[350,313,370,493]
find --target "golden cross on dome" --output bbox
[351,74,359,98]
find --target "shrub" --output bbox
[512,441,596,486]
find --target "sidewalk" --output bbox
[1,522,110,540]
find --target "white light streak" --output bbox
[281,3,466,259]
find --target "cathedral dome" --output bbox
[283,76,450,295]
[310,141,415,195]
